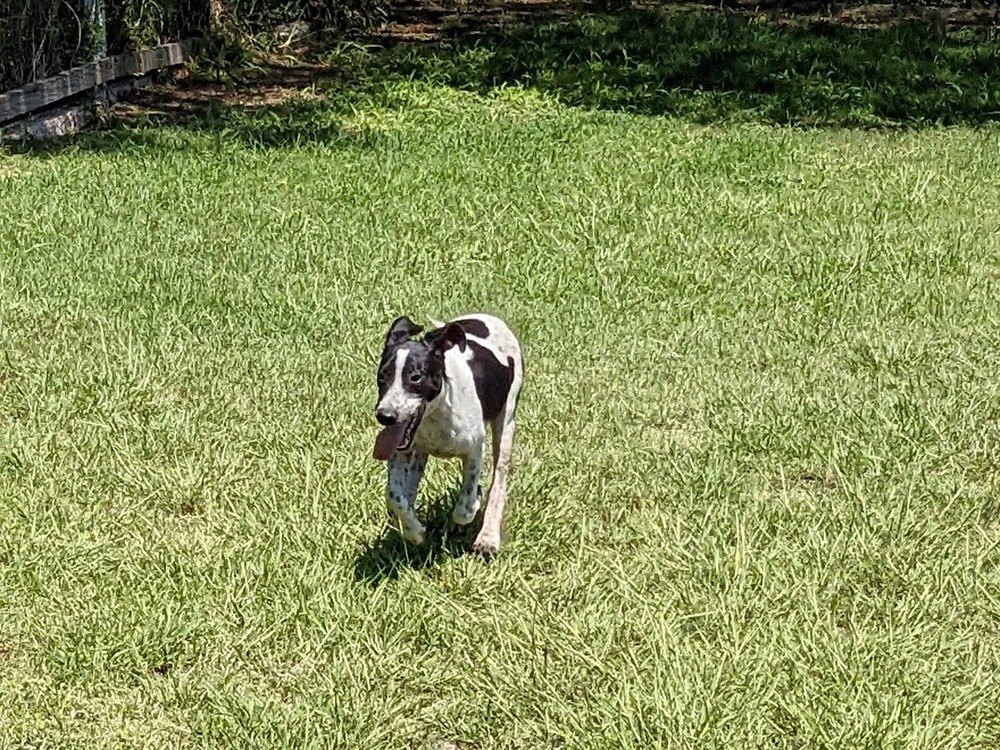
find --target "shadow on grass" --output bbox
[352,488,483,586]
[4,93,390,154]
[374,4,1000,127]
[5,1,1000,156]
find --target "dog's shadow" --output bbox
[352,488,484,586]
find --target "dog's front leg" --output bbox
[386,451,428,543]
[451,441,484,526]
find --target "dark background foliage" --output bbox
[0,0,391,90]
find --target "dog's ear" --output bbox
[384,316,423,349]
[430,322,467,353]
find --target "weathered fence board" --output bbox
[0,40,194,125]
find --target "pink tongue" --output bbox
[373,422,407,461]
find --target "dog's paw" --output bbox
[387,506,426,545]
[471,532,500,559]
[408,526,427,545]
[451,507,478,526]
[451,488,482,526]
[396,522,425,545]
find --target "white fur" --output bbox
[412,346,485,458]
[376,349,423,423]
[384,313,523,556]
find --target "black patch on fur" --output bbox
[451,318,491,339]
[399,343,444,400]
[376,351,398,402]
[376,342,445,404]
[384,316,422,349]
[378,321,464,409]
[379,316,508,422]
[377,317,423,405]
[466,341,515,421]
[421,322,467,353]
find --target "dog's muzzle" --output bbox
[372,405,424,461]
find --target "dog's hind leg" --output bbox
[386,451,427,544]
[473,408,516,557]
[451,443,484,526]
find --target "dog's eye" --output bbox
[408,371,423,383]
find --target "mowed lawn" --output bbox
[3,72,1000,747]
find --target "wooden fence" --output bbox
[0,41,194,126]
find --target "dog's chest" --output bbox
[412,367,484,458]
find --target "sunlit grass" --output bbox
[2,76,1000,747]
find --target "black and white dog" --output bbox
[372,313,524,556]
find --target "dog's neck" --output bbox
[423,370,453,415]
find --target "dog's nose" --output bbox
[375,409,397,427]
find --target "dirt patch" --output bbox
[373,0,589,44]
[369,0,1000,43]
[111,61,332,124]
[826,2,998,31]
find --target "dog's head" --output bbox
[372,316,467,461]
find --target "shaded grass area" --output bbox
[3,79,1000,746]
[414,7,1000,126]
[7,5,1000,158]
[46,3,1000,145]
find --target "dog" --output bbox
[372,313,524,556]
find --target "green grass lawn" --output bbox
[3,26,1000,748]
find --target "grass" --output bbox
[357,7,1000,127]
[3,10,1000,746]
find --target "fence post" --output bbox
[83,0,108,59]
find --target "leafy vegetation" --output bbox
[0,0,390,90]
